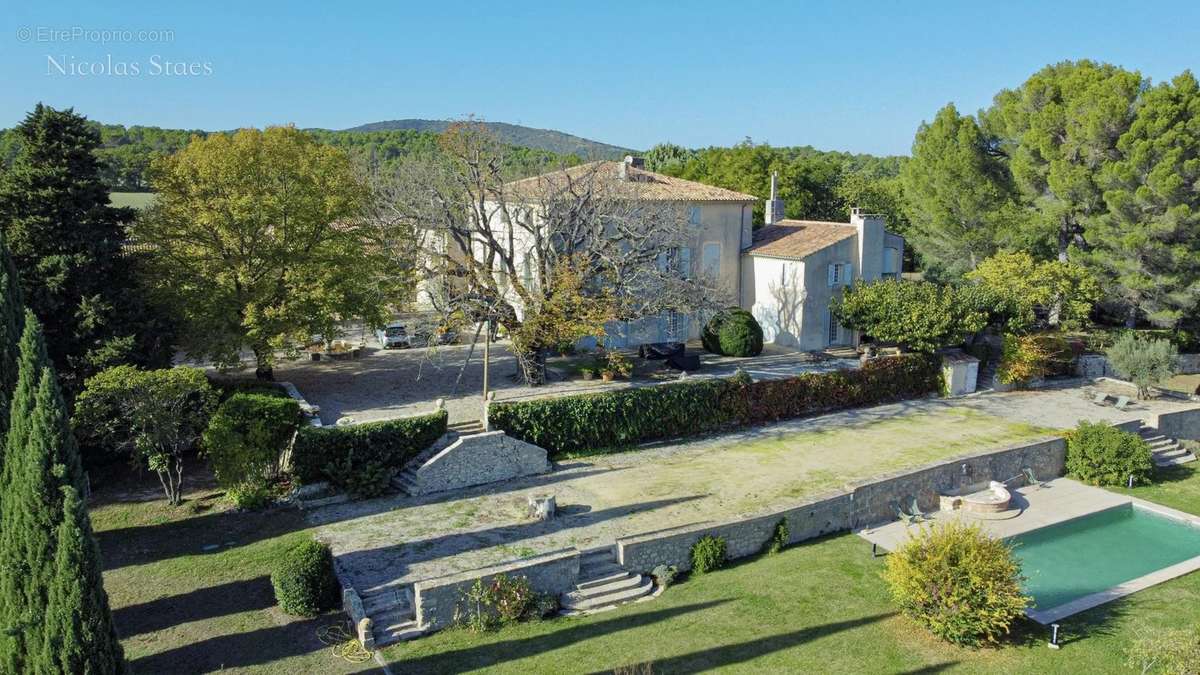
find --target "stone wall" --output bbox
[413,549,579,631]
[413,431,550,495]
[1149,407,1200,440]
[615,436,1065,574]
[1078,353,1200,379]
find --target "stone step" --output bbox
[1156,451,1198,467]
[571,573,645,598]
[390,471,419,495]
[360,578,411,597]
[560,576,654,612]
[580,561,624,580]
[373,615,422,647]
[576,570,632,590]
[362,590,410,616]
[448,420,484,433]
[1156,446,1191,459]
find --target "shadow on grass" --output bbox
[113,576,275,638]
[597,612,894,674]
[389,600,732,673]
[126,613,368,673]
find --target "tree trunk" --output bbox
[518,347,547,386]
[253,345,275,381]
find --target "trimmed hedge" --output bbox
[291,409,448,484]
[271,539,340,617]
[490,353,940,456]
[702,309,764,357]
[204,393,301,490]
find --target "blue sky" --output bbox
[2,1,1198,156]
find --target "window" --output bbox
[688,206,702,225]
[828,262,852,287]
[678,246,692,279]
[882,247,898,279]
[701,242,721,280]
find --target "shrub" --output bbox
[490,353,939,456]
[1066,420,1155,486]
[997,333,1076,385]
[208,377,290,401]
[458,574,546,632]
[702,309,763,357]
[882,521,1029,646]
[271,539,339,617]
[203,393,301,500]
[651,564,678,589]
[763,518,789,555]
[291,409,447,486]
[690,535,727,575]
[1107,332,1178,399]
[323,453,394,499]
[227,482,274,510]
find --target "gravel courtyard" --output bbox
[273,339,857,425]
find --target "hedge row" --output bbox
[490,353,941,456]
[291,409,448,483]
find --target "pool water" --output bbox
[1010,504,1200,610]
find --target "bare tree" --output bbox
[371,122,726,384]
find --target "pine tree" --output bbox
[0,234,26,519]
[0,104,170,398]
[1085,71,1200,327]
[0,315,85,672]
[40,486,124,674]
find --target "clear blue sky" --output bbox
[3,1,1198,156]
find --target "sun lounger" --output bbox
[1114,395,1132,411]
[894,502,917,525]
[1023,467,1048,488]
[909,498,929,522]
[1091,392,1110,406]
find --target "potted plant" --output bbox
[607,352,633,379]
[600,369,615,382]
[580,367,596,381]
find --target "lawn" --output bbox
[383,504,1200,674]
[90,469,379,674]
[108,191,157,209]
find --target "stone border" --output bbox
[1026,499,1200,624]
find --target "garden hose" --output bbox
[317,622,374,664]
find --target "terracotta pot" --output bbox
[600,371,615,382]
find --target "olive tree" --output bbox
[1106,333,1178,399]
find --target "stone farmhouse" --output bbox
[448,156,904,352]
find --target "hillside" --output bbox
[343,119,634,160]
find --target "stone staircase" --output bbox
[449,419,485,435]
[390,426,468,496]
[975,342,1001,391]
[559,548,654,615]
[359,580,422,647]
[1138,424,1197,467]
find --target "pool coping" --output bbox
[1024,498,1200,624]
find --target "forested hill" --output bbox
[343,119,634,160]
[0,122,586,192]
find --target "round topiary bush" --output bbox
[1066,420,1155,486]
[271,539,340,616]
[702,309,764,357]
[882,521,1028,646]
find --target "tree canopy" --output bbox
[135,126,397,378]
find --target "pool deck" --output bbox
[857,478,1200,624]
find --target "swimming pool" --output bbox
[1011,503,1200,623]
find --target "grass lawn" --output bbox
[381,466,1200,674]
[91,469,379,674]
[108,191,157,209]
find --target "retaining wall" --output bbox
[413,431,551,495]
[412,549,579,631]
[615,436,1066,574]
[1149,407,1200,440]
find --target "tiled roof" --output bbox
[503,161,758,203]
[745,219,858,260]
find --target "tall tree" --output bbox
[135,126,395,379]
[0,234,25,455]
[900,104,1016,278]
[40,486,125,673]
[0,104,170,396]
[988,60,1144,262]
[1084,71,1200,327]
[0,314,87,671]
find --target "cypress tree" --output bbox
[0,315,86,671]
[0,235,26,521]
[41,486,124,673]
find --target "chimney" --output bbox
[850,207,886,282]
[618,155,644,181]
[764,171,785,226]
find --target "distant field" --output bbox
[109,191,157,209]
